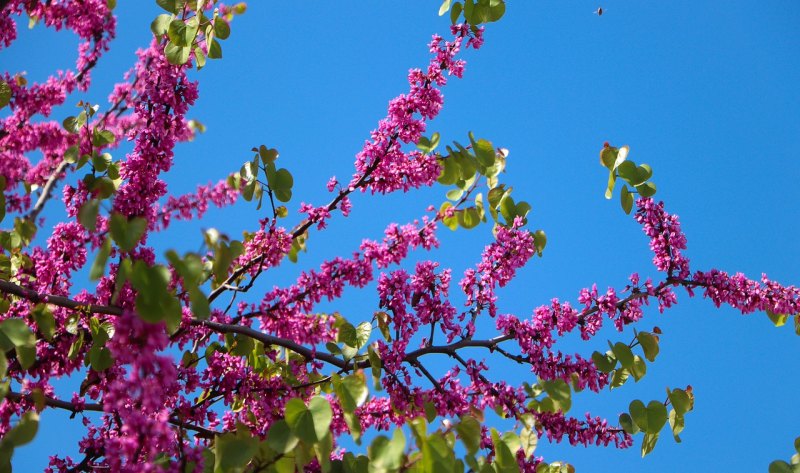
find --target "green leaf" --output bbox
[591,351,616,373]
[0,81,11,109]
[446,188,464,201]
[355,321,371,349]
[308,396,334,442]
[0,318,34,347]
[214,19,231,39]
[32,305,55,341]
[769,461,795,473]
[208,38,222,59]
[151,14,171,35]
[450,2,463,24]
[0,351,6,379]
[646,400,668,433]
[490,428,517,471]
[533,229,547,256]
[269,168,293,192]
[768,310,789,327]
[641,432,659,457]
[610,368,631,389]
[337,321,358,348]
[92,129,115,147]
[439,0,452,16]
[266,419,298,454]
[488,0,505,21]
[667,388,692,415]
[130,261,181,326]
[189,288,210,321]
[109,213,147,252]
[636,331,659,362]
[90,237,111,280]
[167,19,194,46]
[214,428,258,473]
[619,413,640,434]
[368,429,405,471]
[284,397,332,444]
[668,409,684,442]
[423,433,456,473]
[604,170,616,199]
[621,185,633,214]
[456,415,481,455]
[629,400,647,430]
[4,411,38,447]
[458,207,480,229]
[474,139,495,167]
[636,181,657,197]
[599,145,618,169]
[156,0,182,14]
[165,41,191,65]
[89,346,113,371]
[631,355,647,381]
[78,199,100,231]
[611,342,634,369]
[334,372,368,412]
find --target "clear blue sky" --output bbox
[4,1,800,471]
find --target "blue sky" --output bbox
[3,1,800,471]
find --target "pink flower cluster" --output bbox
[156,179,240,230]
[634,197,690,279]
[350,24,484,195]
[461,218,536,321]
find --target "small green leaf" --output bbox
[621,185,633,214]
[768,310,789,327]
[629,400,648,430]
[592,351,617,373]
[646,400,668,433]
[619,413,640,434]
[208,38,222,59]
[611,342,634,369]
[636,331,660,362]
[89,346,113,371]
[267,419,299,454]
[641,432,659,457]
[667,388,692,416]
[474,139,495,167]
[636,181,657,197]
[450,1,463,24]
[165,41,191,65]
[631,355,647,381]
[355,321,371,349]
[0,81,11,109]
[90,238,111,280]
[151,14,171,35]
[214,427,259,473]
[769,461,795,473]
[668,409,684,442]
[456,415,481,455]
[439,0,452,16]
[4,411,38,447]
[109,213,147,252]
[214,19,231,39]
[78,199,100,231]
[32,305,55,341]
[368,429,405,471]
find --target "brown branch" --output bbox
[5,391,219,439]
[0,279,122,316]
[24,160,69,223]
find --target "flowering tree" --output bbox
[0,1,798,472]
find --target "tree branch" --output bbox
[24,161,70,223]
[5,391,219,438]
